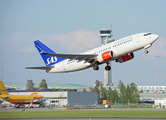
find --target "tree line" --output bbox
[26,79,47,90]
[90,80,140,104]
[25,79,76,91]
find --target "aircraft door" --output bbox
[135,35,140,43]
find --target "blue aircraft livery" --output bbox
[34,40,66,66]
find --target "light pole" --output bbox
[155,56,160,98]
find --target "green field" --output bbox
[0,110,166,118]
[111,105,153,108]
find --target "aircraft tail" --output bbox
[0,81,10,95]
[34,40,66,66]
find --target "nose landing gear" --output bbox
[144,49,149,54]
[144,44,151,54]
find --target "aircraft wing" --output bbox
[25,66,54,70]
[30,99,46,106]
[33,98,46,102]
[44,53,98,63]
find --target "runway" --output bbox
[1,107,166,112]
[0,107,66,112]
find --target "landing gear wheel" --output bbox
[105,65,111,71]
[144,50,149,54]
[93,63,99,70]
[93,66,99,70]
[15,105,20,108]
[105,62,111,71]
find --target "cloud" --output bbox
[3,29,100,53]
[148,37,166,57]
[48,29,100,52]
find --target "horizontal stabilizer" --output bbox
[3,95,12,99]
[25,66,54,70]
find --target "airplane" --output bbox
[0,81,45,108]
[25,32,159,73]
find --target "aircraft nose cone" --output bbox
[154,34,159,40]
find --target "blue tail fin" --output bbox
[34,40,66,66]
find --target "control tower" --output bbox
[99,29,114,87]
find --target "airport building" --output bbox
[137,86,166,93]
[8,91,99,106]
[140,93,166,103]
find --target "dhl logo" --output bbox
[32,92,39,94]
[2,90,6,92]
[33,97,43,100]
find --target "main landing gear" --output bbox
[93,62,99,70]
[93,62,111,71]
[105,62,111,71]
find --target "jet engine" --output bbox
[116,53,134,63]
[97,51,114,63]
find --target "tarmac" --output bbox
[1,107,166,112]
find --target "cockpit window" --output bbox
[144,33,151,36]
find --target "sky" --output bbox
[0,0,166,87]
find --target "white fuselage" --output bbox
[47,33,158,73]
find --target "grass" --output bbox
[111,105,153,108]
[0,110,166,118]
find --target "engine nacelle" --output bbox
[116,53,134,63]
[97,51,114,63]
